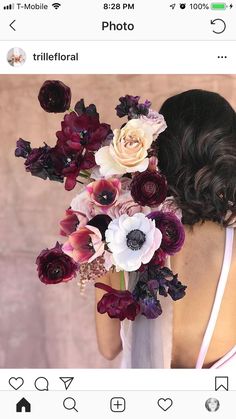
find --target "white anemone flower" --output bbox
[105,213,162,272]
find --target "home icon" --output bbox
[16,398,31,413]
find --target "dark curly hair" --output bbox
[157,89,236,226]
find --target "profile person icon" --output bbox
[205,398,220,412]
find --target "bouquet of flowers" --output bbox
[15,80,187,321]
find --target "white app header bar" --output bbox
[0,40,235,74]
[0,0,236,41]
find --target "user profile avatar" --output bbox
[205,398,220,412]
[7,47,26,67]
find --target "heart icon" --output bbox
[9,377,24,390]
[157,398,173,411]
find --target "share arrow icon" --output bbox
[59,377,74,390]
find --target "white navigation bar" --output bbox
[0,0,236,41]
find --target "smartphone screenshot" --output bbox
[0,0,236,417]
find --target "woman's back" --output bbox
[96,89,236,369]
[171,221,236,368]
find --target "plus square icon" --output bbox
[110,397,126,412]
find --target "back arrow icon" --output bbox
[10,20,16,31]
[211,19,226,34]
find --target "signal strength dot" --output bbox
[52,2,61,9]
[3,3,14,9]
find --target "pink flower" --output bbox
[86,178,121,210]
[140,109,167,138]
[62,225,105,263]
[70,190,97,220]
[159,197,183,221]
[59,208,88,236]
[107,191,151,219]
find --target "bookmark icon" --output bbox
[59,377,74,390]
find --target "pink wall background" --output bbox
[1,74,236,368]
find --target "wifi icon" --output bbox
[52,2,61,9]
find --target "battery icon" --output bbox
[211,3,227,9]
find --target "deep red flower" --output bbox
[147,211,185,255]
[38,80,71,113]
[56,111,111,154]
[131,169,167,207]
[150,248,167,267]
[36,242,78,285]
[59,208,81,236]
[95,283,140,321]
[56,105,112,190]
[24,144,65,183]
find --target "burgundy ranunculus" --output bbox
[38,80,71,113]
[115,95,151,120]
[36,242,78,285]
[131,169,167,207]
[95,283,140,321]
[147,211,185,255]
[15,138,32,158]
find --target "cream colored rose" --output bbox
[95,119,156,176]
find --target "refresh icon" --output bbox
[211,18,226,34]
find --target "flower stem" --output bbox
[120,270,126,291]
[82,170,91,176]
[79,172,89,179]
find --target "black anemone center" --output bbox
[97,190,115,205]
[126,229,146,251]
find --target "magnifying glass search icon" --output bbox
[63,397,78,412]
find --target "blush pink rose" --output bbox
[107,191,151,219]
